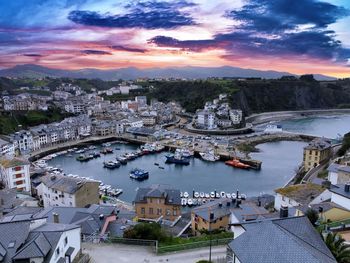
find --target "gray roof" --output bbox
[40,174,97,194]
[330,184,350,199]
[13,233,51,260]
[134,184,181,206]
[327,163,350,174]
[304,138,331,150]
[299,201,349,214]
[193,198,232,221]
[228,216,336,263]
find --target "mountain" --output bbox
[0,64,337,81]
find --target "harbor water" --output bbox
[47,115,350,203]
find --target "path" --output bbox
[83,243,226,263]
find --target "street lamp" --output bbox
[209,211,214,262]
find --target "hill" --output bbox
[0,64,336,81]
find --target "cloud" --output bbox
[148,36,215,51]
[81,49,112,55]
[149,0,350,64]
[110,45,147,53]
[23,53,42,57]
[68,1,196,29]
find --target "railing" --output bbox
[318,218,350,231]
[106,237,158,253]
[157,237,232,254]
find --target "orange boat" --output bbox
[225,159,251,169]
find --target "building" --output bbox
[196,110,217,130]
[226,216,336,263]
[140,111,157,126]
[0,138,14,157]
[229,110,243,124]
[0,158,31,192]
[191,199,231,236]
[327,163,350,185]
[274,183,327,211]
[134,184,181,221]
[303,138,332,171]
[296,201,350,222]
[0,215,81,263]
[39,174,99,208]
[329,183,350,210]
[135,96,147,107]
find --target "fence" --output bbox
[106,237,158,253]
[157,238,232,254]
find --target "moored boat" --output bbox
[225,158,251,169]
[103,160,120,169]
[199,149,220,162]
[129,168,149,180]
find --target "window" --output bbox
[157,208,162,215]
[56,248,59,256]
[173,209,177,216]
[64,237,68,246]
[149,208,153,215]
[141,207,145,214]
[166,209,170,216]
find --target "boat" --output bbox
[88,145,97,150]
[116,156,128,165]
[225,158,251,169]
[115,147,121,150]
[129,168,149,180]
[76,154,92,162]
[158,166,165,169]
[165,150,190,165]
[154,162,159,166]
[103,161,120,169]
[75,149,85,154]
[100,148,113,154]
[92,152,101,158]
[124,152,136,160]
[264,124,283,133]
[102,142,112,147]
[199,149,220,162]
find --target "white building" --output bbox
[0,138,14,156]
[38,174,100,208]
[0,158,31,192]
[330,184,350,210]
[196,110,217,130]
[327,163,350,185]
[230,109,243,124]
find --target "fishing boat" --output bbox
[116,156,128,165]
[225,158,251,169]
[180,148,194,158]
[129,168,149,180]
[124,152,136,160]
[88,145,97,150]
[154,162,159,166]
[75,149,85,154]
[165,150,190,165]
[76,154,92,162]
[102,142,112,147]
[158,166,165,169]
[199,149,220,162]
[100,148,113,154]
[92,151,101,158]
[103,160,120,169]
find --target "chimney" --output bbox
[53,212,59,223]
[236,199,241,208]
[345,183,350,192]
[99,214,104,220]
[280,206,288,218]
[257,197,261,207]
[209,212,214,221]
[218,203,222,208]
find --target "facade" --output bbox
[196,110,217,130]
[0,139,14,157]
[328,163,350,185]
[274,184,326,211]
[0,216,81,263]
[330,183,350,210]
[39,174,99,208]
[0,158,31,192]
[191,199,231,236]
[229,110,243,124]
[226,216,336,263]
[134,184,181,221]
[303,138,332,171]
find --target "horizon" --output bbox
[1,0,350,78]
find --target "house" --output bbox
[0,215,81,263]
[0,138,14,157]
[229,109,243,124]
[303,138,332,171]
[0,158,31,192]
[274,183,327,211]
[191,199,231,236]
[6,204,136,240]
[196,110,217,130]
[329,183,350,210]
[135,96,147,107]
[134,184,181,221]
[327,163,350,185]
[38,174,99,208]
[140,111,157,126]
[296,201,350,222]
[226,216,337,263]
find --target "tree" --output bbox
[305,208,319,226]
[123,222,169,242]
[324,232,350,263]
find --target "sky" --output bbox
[1,0,350,77]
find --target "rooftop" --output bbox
[193,198,232,221]
[0,158,29,168]
[329,184,350,199]
[134,184,181,206]
[40,174,98,194]
[327,163,350,174]
[275,183,325,205]
[228,216,336,263]
[304,138,331,151]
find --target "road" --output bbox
[83,243,227,263]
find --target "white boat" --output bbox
[264,124,283,133]
[199,149,220,162]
